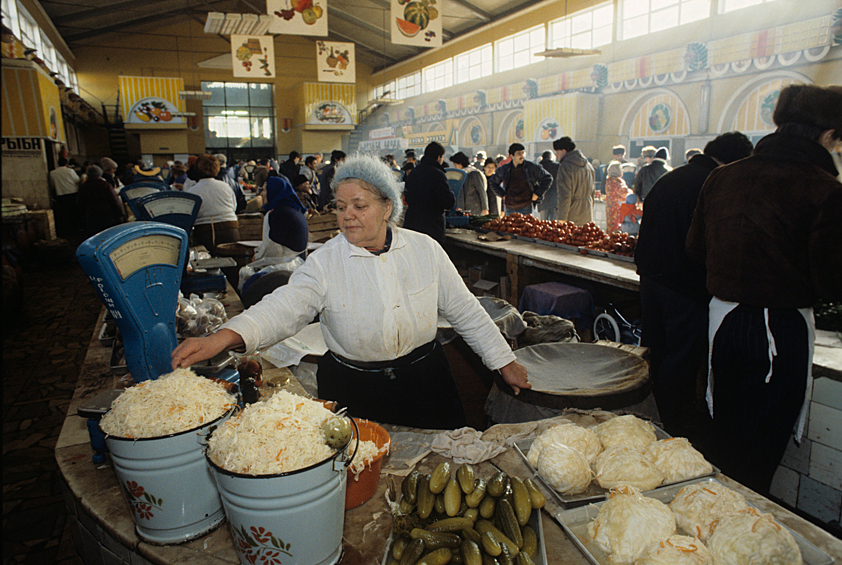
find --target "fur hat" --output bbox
[773,84,842,135]
[449,151,470,167]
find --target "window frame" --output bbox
[548,1,614,50]
[2,0,20,39]
[494,24,545,73]
[201,80,276,158]
[620,0,710,40]
[16,2,40,53]
[396,72,421,99]
[718,0,775,13]
[454,44,493,85]
[422,58,453,94]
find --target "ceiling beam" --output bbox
[448,0,491,21]
[53,0,182,23]
[328,30,399,65]
[328,6,389,38]
[62,8,202,43]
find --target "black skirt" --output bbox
[316,341,467,430]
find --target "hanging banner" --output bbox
[391,0,442,48]
[232,35,276,78]
[267,0,327,36]
[119,76,186,127]
[316,41,355,84]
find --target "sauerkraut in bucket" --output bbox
[207,390,355,475]
[100,368,237,438]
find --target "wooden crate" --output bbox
[307,211,340,243]
[237,213,263,241]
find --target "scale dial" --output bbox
[144,197,196,217]
[109,234,182,280]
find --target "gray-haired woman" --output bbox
[173,154,530,428]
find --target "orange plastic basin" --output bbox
[345,418,390,510]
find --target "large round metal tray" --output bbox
[495,342,650,410]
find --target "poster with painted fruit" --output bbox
[267,0,327,36]
[232,35,275,78]
[316,41,355,84]
[391,0,442,48]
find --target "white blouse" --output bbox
[223,227,515,370]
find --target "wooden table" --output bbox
[444,229,640,307]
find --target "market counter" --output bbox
[57,299,842,565]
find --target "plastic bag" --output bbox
[176,292,228,337]
[238,256,304,292]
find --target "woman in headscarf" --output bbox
[604,160,631,234]
[238,175,309,307]
[173,154,531,429]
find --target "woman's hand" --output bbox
[171,329,244,369]
[499,360,531,395]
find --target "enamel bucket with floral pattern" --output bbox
[206,417,357,565]
[103,410,233,544]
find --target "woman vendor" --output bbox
[173,154,530,429]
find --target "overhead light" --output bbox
[204,12,224,34]
[220,14,242,35]
[179,90,213,100]
[253,15,273,36]
[238,14,258,35]
[536,47,602,58]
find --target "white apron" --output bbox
[707,296,815,442]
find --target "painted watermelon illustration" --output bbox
[396,17,421,38]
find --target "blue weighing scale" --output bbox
[130,190,230,294]
[120,182,166,208]
[76,222,239,461]
[77,222,188,383]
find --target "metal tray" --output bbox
[380,505,549,565]
[533,237,557,247]
[555,242,580,252]
[584,248,608,257]
[98,320,117,347]
[554,478,833,565]
[514,234,536,242]
[514,423,719,507]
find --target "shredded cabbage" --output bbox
[347,438,390,479]
[207,391,337,475]
[100,368,236,439]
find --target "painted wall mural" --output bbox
[119,76,186,127]
[732,77,800,133]
[628,92,690,139]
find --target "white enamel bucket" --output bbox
[103,410,233,544]
[207,417,358,565]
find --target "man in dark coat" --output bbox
[635,132,753,441]
[402,141,455,245]
[488,143,553,216]
[279,151,301,180]
[634,146,671,201]
[686,84,842,495]
[318,150,345,210]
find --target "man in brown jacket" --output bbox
[553,136,595,225]
[686,84,842,495]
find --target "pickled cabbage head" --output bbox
[586,485,676,565]
[706,508,802,565]
[669,482,749,541]
[593,445,664,491]
[646,438,713,483]
[528,423,602,467]
[636,534,712,565]
[537,442,593,495]
[595,414,658,453]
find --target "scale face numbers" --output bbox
[124,186,160,200]
[144,197,196,218]
[109,234,182,280]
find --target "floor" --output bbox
[3,235,99,565]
